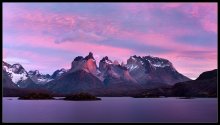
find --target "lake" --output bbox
[3,97,217,123]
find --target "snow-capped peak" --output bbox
[127,64,139,71]
[51,68,68,79]
[9,63,27,74]
[3,62,28,84]
[28,70,53,84]
[143,56,176,71]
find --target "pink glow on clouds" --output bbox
[4,34,133,58]
[120,3,217,33]
[3,3,217,79]
[181,3,217,33]
[201,20,217,33]
[116,31,216,52]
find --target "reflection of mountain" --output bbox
[3,52,194,96]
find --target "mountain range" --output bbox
[3,52,216,97]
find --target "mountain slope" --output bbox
[126,55,190,86]
[28,70,53,84]
[2,70,18,88]
[3,61,38,88]
[135,69,217,97]
[45,70,103,94]
[172,69,217,97]
[51,68,68,79]
[99,56,137,85]
[196,69,217,80]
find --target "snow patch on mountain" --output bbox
[3,64,28,84]
[127,64,139,71]
[37,78,53,83]
[28,70,54,84]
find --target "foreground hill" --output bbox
[134,69,217,98]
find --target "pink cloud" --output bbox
[201,19,217,33]
[181,3,217,33]
[4,33,133,58]
[116,30,215,53]
[3,7,119,41]
[161,3,183,9]
[3,3,217,79]
[5,3,215,51]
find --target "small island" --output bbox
[18,93,54,100]
[63,92,101,101]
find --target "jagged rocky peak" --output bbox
[45,74,51,78]
[100,56,108,62]
[28,70,40,76]
[3,61,11,68]
[52,68,68,79]
[121,61,126,67]
[84,52,95,60]
[10,63,26,74]
[127,55,141,64]
[70,52,99,75]
[128,55,174,69]
[11,63,22,68]
[127,55,144,66]
[74,56,84,61]
[72,52,95,63]
[142,55,177,71]
[60,68,67,71]
[113,60,120,65]
[100,56,113,64]
[144,55,168,61]
[99,56,113,71]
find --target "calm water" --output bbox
[3,97,217,123]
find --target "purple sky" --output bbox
[3,3,217,79]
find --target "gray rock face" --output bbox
[51,68,68,79]
[126,55,190,85]
[99,56,137,85]
[28,70,53,85]
[70,52,102,81]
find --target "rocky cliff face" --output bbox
[126,55,190,85]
